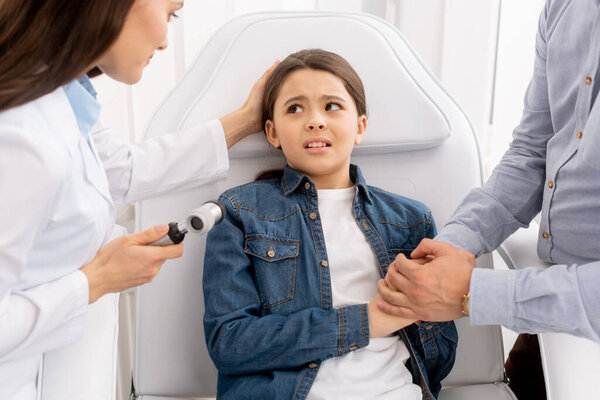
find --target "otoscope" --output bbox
[149,200,226,246]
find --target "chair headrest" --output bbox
[155,12,451,159]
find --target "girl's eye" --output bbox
[287,104,303,113]
[325,102,341,111]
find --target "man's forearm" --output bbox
[469,262,600,342]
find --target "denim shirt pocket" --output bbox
[244,236,299,309]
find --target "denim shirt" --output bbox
[203,165,457,400]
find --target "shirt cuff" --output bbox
[51,270,89,340]
[435,223,483,256]
[469,268,516,327]
[337,304,369,356]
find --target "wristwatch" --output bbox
[461,292,470,316]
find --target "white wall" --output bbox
[488,0,546,172]
[93,0,546,225]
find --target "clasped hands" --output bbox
[376,239,476,322]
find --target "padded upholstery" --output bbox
[135,11,514,399]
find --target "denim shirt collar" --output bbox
[281,163,372,203]
[62,75,101,139]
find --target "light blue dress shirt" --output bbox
[436,0,600,341]
[62,75,101,139]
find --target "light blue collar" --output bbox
[63,75,101,139]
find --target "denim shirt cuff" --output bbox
[337,304,370,355]
[469,268,516,327]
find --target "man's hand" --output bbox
[376,239,476,321]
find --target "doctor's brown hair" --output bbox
[257,49,367,181]
[0,0,135,112]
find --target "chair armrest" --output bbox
[497,222,550,270]
[497,223,600,400]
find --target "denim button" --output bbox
[542,231,550,239]
[349,344,358,351]
[308,362,318,369]
[320,260,328,267]
[585,76,593,85]
[577,131,583,139]
[305,182,311,190]
[548,181,554,189]
[309,212,317,220]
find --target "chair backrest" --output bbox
[135,11,504,398]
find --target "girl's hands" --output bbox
[219,61,280,148]
[80,224,183,304]
[368,293,416,338]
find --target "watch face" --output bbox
[462,293,470,316]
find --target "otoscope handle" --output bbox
[148,222,187,246]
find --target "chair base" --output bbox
[439,382,516,400]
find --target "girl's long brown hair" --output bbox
[256,49,367,181]
[0,0,135,112]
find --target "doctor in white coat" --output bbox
[0,1,274,399]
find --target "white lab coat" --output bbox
[0,85,229,400]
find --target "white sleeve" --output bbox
[0,128,89,363]
[91,119,230,203]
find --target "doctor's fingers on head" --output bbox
[242,61,281,130]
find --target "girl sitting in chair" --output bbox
[203,49,457,400]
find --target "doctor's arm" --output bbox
[92,63,277,204]
[0,129,88,363]
[0,128,183,363]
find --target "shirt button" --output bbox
[425,324,434,331]
[308,362,318,369]
[309,212,317,220]
[267,249,275,258]
[305,182,311,190]
[577,131,583,139]
[320,260,328,267]
[349,344,358,351]
[585,76,593,85]
[548,181,554,189]
[542,231,550,239]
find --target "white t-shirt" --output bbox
[306,187,421,400]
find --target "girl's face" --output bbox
[265,68,367,189]
[95,0,183,84]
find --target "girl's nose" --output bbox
[306,120,327,131]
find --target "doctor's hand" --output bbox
[376,239,475,322]
[219,61,280,148]
[80,224,183,304]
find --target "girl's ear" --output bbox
[354,115,367,145]
[265,120,281,148]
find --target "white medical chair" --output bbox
[134,11,516,399]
